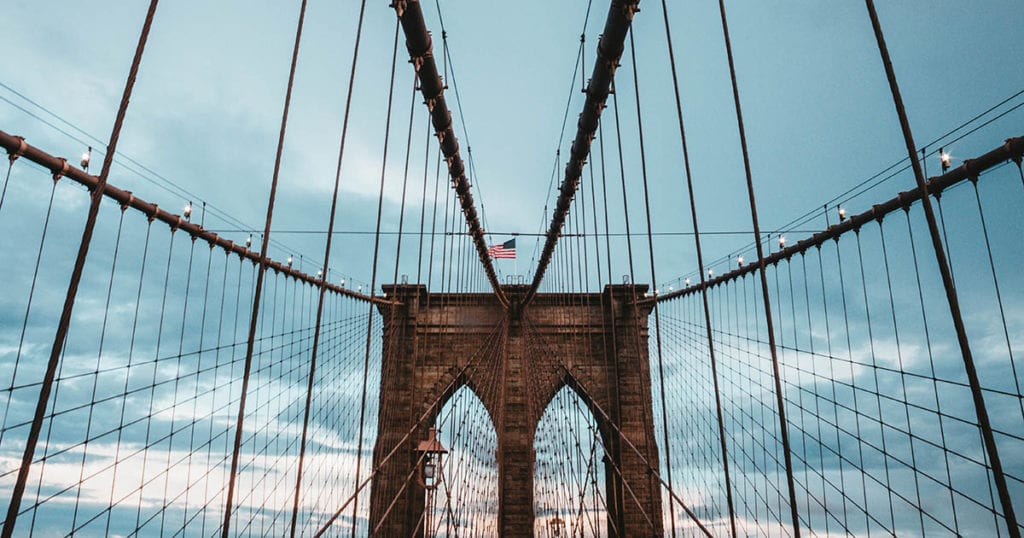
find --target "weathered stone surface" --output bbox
[369,285,663,537]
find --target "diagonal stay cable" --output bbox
[221,2,309,535]
[288,0,369,535]
[714,1,802,533]
[657,1,738,534]
[863,2,1019,534]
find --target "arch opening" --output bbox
[426,384,498,536]
[533,383,609,537]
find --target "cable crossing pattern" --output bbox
[1,0,1024,536]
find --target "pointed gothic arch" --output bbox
[533,382,611,537]
[370,284,662,536]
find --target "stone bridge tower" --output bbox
[369,284,663,536]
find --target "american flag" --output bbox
[487,238,516,259]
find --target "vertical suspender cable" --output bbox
[657,1,737,534]
[352,19,402,536]
[623,31,675,532]
[862,2,1019,534]
[1,2,160,535]
[288,1,368,535]
[0,157,15,215]
[392,82,418,287]
[393,0,507,306]
[221,1,308,535]
[715,1,801,535]
[524,0,639,306]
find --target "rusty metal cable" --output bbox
[0,159,13,215]
[625,28,679,535]
[608,75,662,528]
[653,136,1024,304]
[0,131,384,304]
[288,0,368,534]
[351,18,402,536]
[657,0,737,533]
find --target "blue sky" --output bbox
[2,1,1022,291]
[2,1,1024,535]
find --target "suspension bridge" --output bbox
[1,0,1023,535]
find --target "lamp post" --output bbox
[547,516,565,537]
[416,428,447,537]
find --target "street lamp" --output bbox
[416,428,447,537]
[416,428,447,489]
[547,516,566,537]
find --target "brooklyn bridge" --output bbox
[1,0,1023,535]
